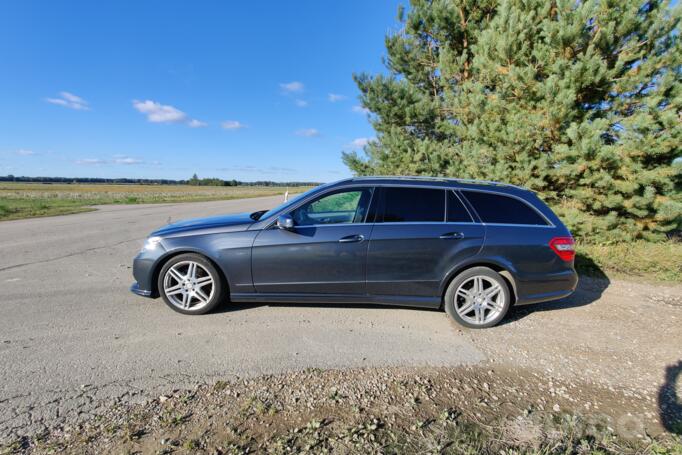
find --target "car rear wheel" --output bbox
[158,253,225,315]
[444,266,511,329]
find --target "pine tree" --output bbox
[344,0,681,241]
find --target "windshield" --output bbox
[256,183,330,221]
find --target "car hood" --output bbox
[151,212,254,237]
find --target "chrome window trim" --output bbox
[374,221,479,226]
[259,182,554,229]
[374,221,470,226]
[269,221,481,229]
[481,222,556,229]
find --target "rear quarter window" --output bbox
[447,190,473,223]
[461,190,548,226]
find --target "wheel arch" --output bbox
[440,259,518,309]
[150,248,230,297]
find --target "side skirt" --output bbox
[229,292,441,309]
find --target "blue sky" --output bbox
[0,1,402,182]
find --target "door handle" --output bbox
[339,234,365,243]
[439,232,464,240]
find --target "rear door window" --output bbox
[461,190,548,225]
[381,187,445,222]
[447,191,473,223]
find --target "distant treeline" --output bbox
[0,174,320,187]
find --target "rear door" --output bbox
[366,186,485,299]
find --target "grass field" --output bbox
[0,182,309,222]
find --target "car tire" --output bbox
[158,253,226,315]
[444,266,511,329]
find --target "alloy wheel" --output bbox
[454,275,505,326]
[163,260,215,311]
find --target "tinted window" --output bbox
[291,188,373,226]
[382,187,445,222]
[447,191,472,222]
[462,191,547,225]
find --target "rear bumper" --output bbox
[514,269,578,306]
[130,282,153,297]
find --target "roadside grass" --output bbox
[576,240,682,282]
[0,182,309,222]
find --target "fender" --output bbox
[439,255,520,301]
[148,245,230,297]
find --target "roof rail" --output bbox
[348,175,524,189]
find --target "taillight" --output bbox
[549,237,575,261]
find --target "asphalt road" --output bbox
[0,196,483,439]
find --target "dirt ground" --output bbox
[467,276,682,433]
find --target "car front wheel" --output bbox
[444,266,511,329]
[158,253,225,315]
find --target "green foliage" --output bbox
[345,0,682,241]
[188,173,233,186]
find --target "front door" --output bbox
[252,187,375,294]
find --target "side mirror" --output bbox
[276,214,294,230]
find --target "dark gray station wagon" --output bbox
[131,177,578,328]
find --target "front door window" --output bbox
[291,188,373,226]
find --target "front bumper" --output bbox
[130,282,153,297]
[130,244,166,298]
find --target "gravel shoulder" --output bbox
[6,364,682,454]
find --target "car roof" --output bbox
[333,176,529,194]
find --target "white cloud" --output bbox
[16,149,36,156]
[76,155,148,166]
[75,158,107,165]
[295,99,308,107]
[279,81,304,93]
[350,137,373,148]
[113,156,143,165]
[218,165,295,174]
[295,128,320,137]
[352,105,370,114]
[328,93,346,102]
[187,119,208,128]
[132,100,207,128]
[221,120,246,130]
[132,100,187,124]
[46,91,90,110]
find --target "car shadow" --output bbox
[497,251,610,324]
[501,273,610,325]
[659,360,682,434]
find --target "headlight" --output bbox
[142,236,163,251]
